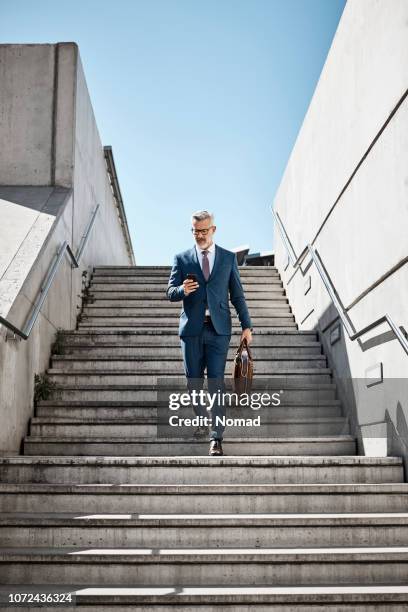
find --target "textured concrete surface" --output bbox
[0,45,55,185]
[273,0,408,465]
[0,43,134,453]
[0,186,70,318]
[0,265,405,605]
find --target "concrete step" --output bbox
[49,384,338,403]
[90,281,284,290]
[81,309,294,318]
[94,265,174,269]
[0,586,406,611]
[78,326,299,334]
[60,329,317,346]
[82,306,292,316]
[91,272,283,280]
[46,370,333,385]
[91,270,281,278]
[59,344,323,357]
[50,356,328,371]
[28,417,349,438]
[0,456,401,485]
[93,265,277,273]
[1,512,407,548]
[89,289,287,299]
[2,585,406,610]
[93,266,280,274]
[90,281,284,291]
[91,266,280,273]
[29,418,157,438]
[64,328,315,335]
[85,298,290,307]
[22,436,356,456]
[35,402,343,420]
[91,274,282,283]
[91,276,284,284]
[78,322,298,331]
[78,315,296,325]
[91,277,283,285]
[149,419,350,438]
[1,483,407,513]
[2,546,408,586]
[93,266,279,277]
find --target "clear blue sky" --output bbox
[1,0,345,264]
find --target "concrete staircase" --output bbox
[0,265,408,609]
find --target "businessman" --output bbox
[166,210,252,456]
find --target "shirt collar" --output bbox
[196,241,216,255]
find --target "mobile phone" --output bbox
[186,273,197,282]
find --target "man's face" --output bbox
[191,218,216,249]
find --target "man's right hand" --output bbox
[182,279,199,295]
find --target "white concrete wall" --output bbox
[273,0,408,466]
[0,43,133,453]
[0,45,55,185]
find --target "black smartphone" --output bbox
[186,273,197,282]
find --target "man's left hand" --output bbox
[240,328,252,344]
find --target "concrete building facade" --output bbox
[0,43,134,453]
[273,0,408,466]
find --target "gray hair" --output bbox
[191,210,214,224]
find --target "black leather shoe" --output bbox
[209,440,223,456]
[193,426,209,439]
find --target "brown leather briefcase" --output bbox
[232,338,254,394]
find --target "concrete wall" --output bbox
[0,43,134,453]
[273,0,408,467]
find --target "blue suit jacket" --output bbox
[166,244,252,337]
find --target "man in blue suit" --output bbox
[166,210,252,456]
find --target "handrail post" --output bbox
[271,203,408,358]
[307,245,356,338]
[385,315,408,357]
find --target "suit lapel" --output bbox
[191,244,219,283]
[191,246,206,283]
[208,243,219,282]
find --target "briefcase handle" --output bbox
[237,337,252,357]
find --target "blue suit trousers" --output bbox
[180,320,231,441]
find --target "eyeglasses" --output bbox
[191,227,214,236]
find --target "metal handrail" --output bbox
[0,204,100,340]
[271,204,408,356]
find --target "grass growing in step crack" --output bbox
[51,327,65,355]
[34,373,58,405]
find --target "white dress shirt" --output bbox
[195,241,216,275]
[195,241,216,315]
